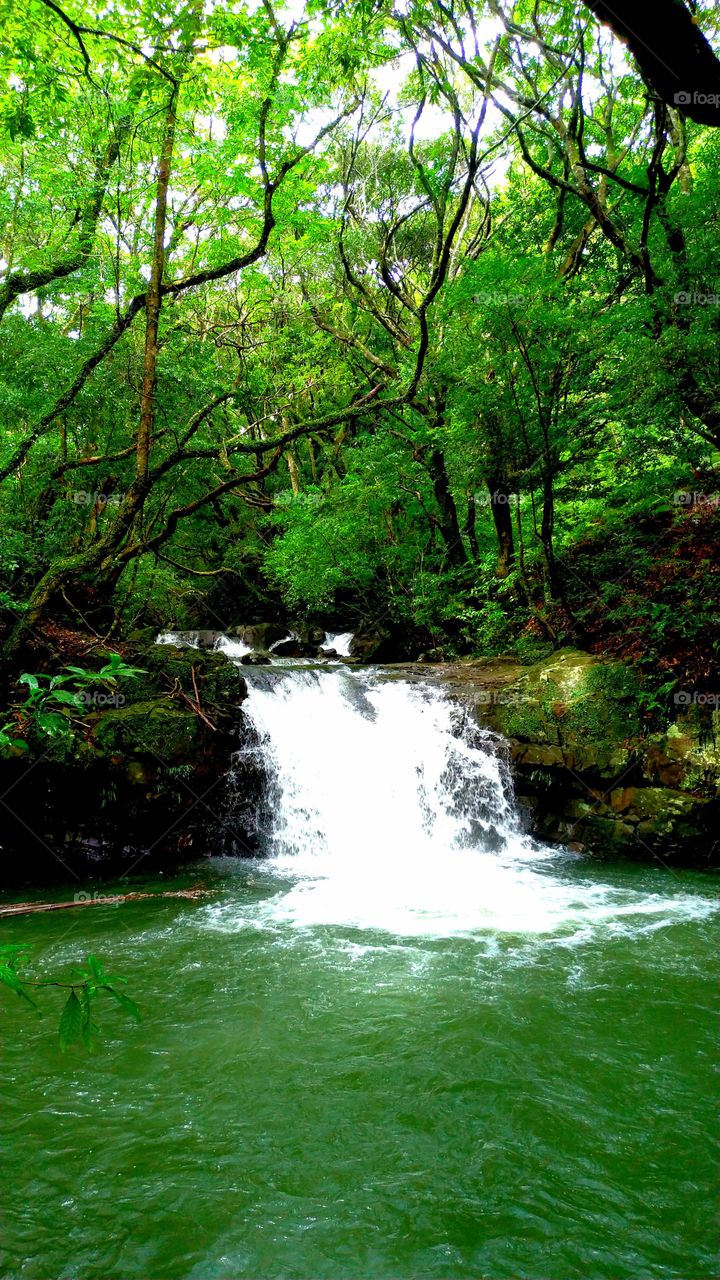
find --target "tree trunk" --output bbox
[464,492,479,560]
[287,451,300,495]
[1,83,182,663]
[426,448,467,568]
[540,470,560,600]
[136,80,180,488]
[487,477,515,578]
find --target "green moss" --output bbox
[580,815,637,854]
[561,662,643,744]
[92,701,201,760]
[488,648,643,748]
[123,644,247,711]
[631,787,705,825]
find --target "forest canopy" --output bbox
[0,0,718,684]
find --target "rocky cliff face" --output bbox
[0,644,250,884]
[470,649,719,867]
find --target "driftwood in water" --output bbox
[0,887,215,919]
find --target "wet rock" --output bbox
[466,646,720,866]
[0,640,249,885]
[272,638,317,658]
[93,702,200,759]
[609,786,638,813]
[349,626,406,663]
[240,650,272,666]
[232,623,289,650]
[416,649,445,663]
[159,629,224,649]
[130,643,248,708]
[295,624,327,647]
[581,816,637,854]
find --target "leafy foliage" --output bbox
[0,944,141,1052]
[0,0,716,688]
[0,658,146,753]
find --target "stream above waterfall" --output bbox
[1,657,717,1279]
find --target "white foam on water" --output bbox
[207,669,716,942]
[155,631,253,658]
[156,630,201,648]
[215,635,253,659]
[323,631,354,656]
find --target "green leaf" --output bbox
[35,710,72,737]
[86,954,106,982]
[106,987,142,1022]
[0,963,24,990]
[80,988,99,1052]
[4,105,36,141]
[0,950,38,1005]
[49,690,85,708]
[98,656,146,680]
[59,990,83,1050]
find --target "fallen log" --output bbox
[0,886,215,918]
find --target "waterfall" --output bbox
[242,668,516,862]
[219,667,713,940]
[323,631,354,656]
[215,634,253,659]
[156,630,252,658]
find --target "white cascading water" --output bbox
[215,634,253,659]
[323,631,354,656]
[216,668,714,940]
[156,630,253,658]
[156,629,204,648]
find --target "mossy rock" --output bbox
[483,648,643,750]
[121,643,247,711]
[630,786,707,827]
[646,714,720,795]
[126,626,160,645]
[92,701,202,760]
[580,815,638,855]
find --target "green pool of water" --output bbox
[1,857,718,1280]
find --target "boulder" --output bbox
[472,647,720,866]
[232,623,289,650]
[0,640,250,885]
[129,642,248,707]
[240,649,272,666]
[295,624,327,647]
[272,638,317,658]
[158,629,224,649]
[349,627,401,663]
